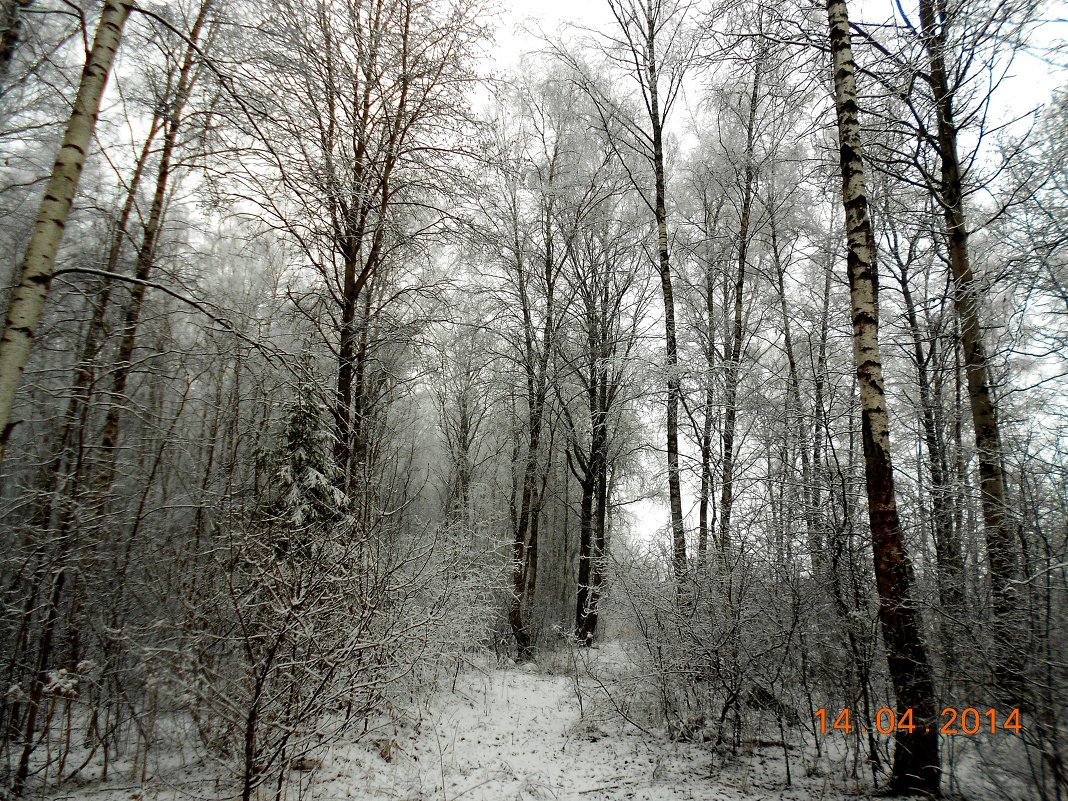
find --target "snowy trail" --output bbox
[316,665,623,800]
[313,656,839,801]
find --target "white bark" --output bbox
[825,0,940,792]
[0,0,131,466]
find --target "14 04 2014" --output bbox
[815,707,1022,735]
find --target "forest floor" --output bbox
[41,642,999,801]
[309,643,864,801]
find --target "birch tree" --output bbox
[225,0,483,488]
[472,76,575,658]
[554,163,650,643]
[0,0,130,469]
[823,0,940,792]
[909,0,1039,693]
[94,0,216,492]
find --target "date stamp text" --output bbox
[815,707,1021,735]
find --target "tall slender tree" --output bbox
[94,0,216,492]
[823,0,940,792]
[226,0,483,488]
[913,0,1029,691]
[562,0,699,578]
[0,0,131,469]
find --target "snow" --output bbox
[35,642,935,801]
[308,645,862,801]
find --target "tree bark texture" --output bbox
[825,0,940,792]
[0,0,131,468]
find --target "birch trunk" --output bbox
[824,0,940,792]
[0,0,130,467]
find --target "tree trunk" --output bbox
[719,63,761,556]
[575,385,609,642]
[525,440,552,603]
[0,0,130,468]
[643,7,685,579]
[809,255,832,576]
[574,472,595,640]
[31,123,158,525]
[696,198,722,561]
[587,434,608,640]
[240,700,260,801]
[769,185,818,568]
[895,258,964,610]
[95,1,212,491]
[336,245,360,478]
[509,311,551,660]
[0,0,30,89]
[94,0,212,491]
[824,0,940,793]
[13,566,66,797]
[917,0,1019,692]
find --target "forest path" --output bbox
[313,648,834,801]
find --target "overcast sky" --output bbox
[487,0,1065,119]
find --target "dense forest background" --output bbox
[0,0,1065,798]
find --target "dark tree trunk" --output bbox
[13,567,66,797]
[509,252,554,660]
[643,7,686,579]
[575,397,608,642]
[769,186,819,569]
[917,0,1020,692]
[695,187,723,561]
[896,258,965,610]
[0,0,30,86]
[586,431,608,639]
[94,1,211,491]
[574,474,595,640]
[809,258,832,575]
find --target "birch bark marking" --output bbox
[0,0,131,467]
[824,0,940,793]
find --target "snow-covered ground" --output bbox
[309,645,859,801]
[41,642,1020,801]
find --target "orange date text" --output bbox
[814,707,1021,735]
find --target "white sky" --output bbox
[487,0,611,69]
[488,0,1066,115]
